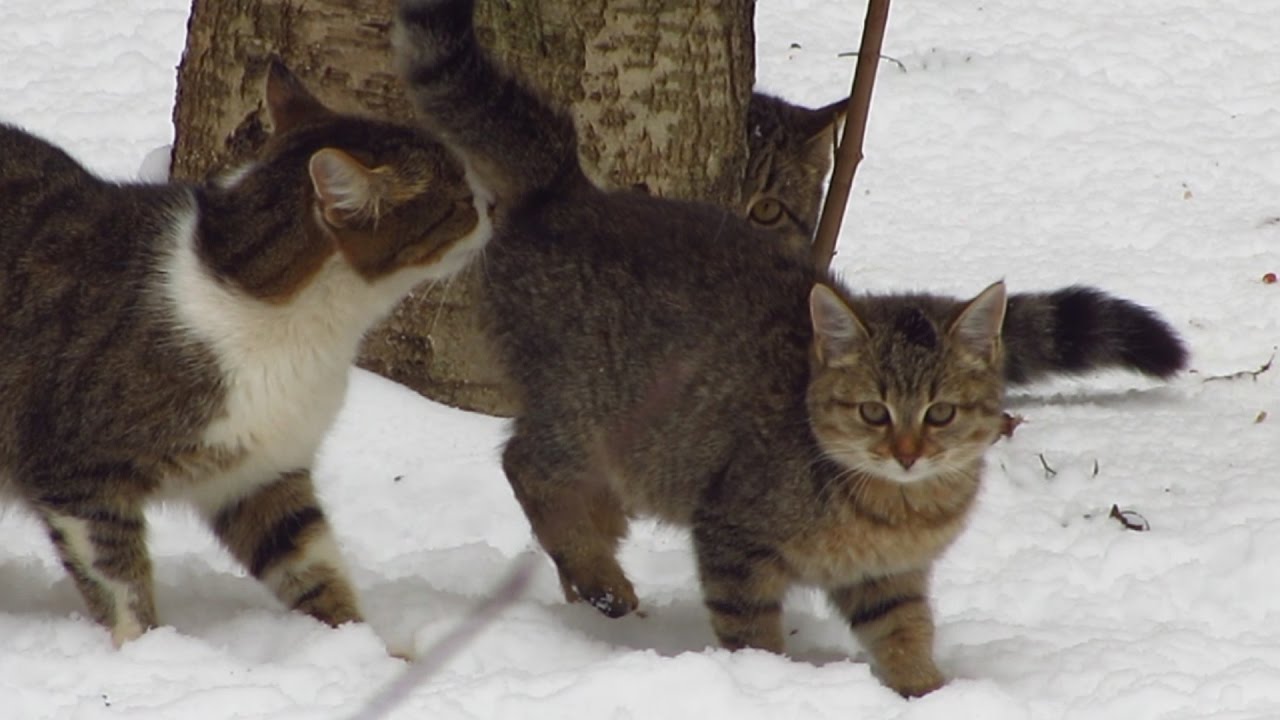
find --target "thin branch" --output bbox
[810,0,892,271]
[835,51,907,73]
[348,556,537,720]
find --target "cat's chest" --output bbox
[160,213,363,473]
[781,503,968,587]
[202,341,350,465]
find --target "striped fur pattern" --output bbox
[742,93,846,254]
[395,0,1186,697]
[0,61,490,645]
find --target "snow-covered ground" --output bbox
[2,0,1279,717]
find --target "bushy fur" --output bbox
[394,0,1187,696]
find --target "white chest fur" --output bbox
[155,188,492,506]
[157,203,406,498]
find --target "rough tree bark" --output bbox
[172,0,755,416]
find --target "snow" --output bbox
[2,0,1278,718]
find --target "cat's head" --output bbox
[742,93,846,254]
[806,282,1008,485]
[245,60,490,291]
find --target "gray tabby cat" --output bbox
[394,0,1187,696]
[743,93,846,252]
[0,61,490,645]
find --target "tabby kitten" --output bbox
[394,0,1186,696]
[0,60,490,645]
[743,93,846,253]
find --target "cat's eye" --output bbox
[924,402,957,426]
[858,402,891,426]
[749,198,784,226]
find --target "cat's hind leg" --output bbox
[33,487,156,646]
[201,469,362,627]
[502,428,637,618]
[828,569,944,697]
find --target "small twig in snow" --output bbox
[1202,349,1275,383]
[1109,505,1150,532]
[1037,453,1057,479]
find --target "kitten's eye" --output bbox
[858,402,891,426]
[749,198,784,226]
[924,402,957,426]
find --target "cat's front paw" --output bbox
[569,574,638,619]
[883,665,946,698]
[110,618,149,648]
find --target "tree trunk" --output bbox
[172,0,755,416]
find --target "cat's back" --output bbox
[0,124,187,261]
[489,185,816,377]
[0,124,87,178]
[499,184,815,318]
[484,184,823,518]
[1,125,94,237]
[0,126,215,465]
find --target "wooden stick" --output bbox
[810,0,893,271]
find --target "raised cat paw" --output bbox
[569,576,638,619]
[884,668,946,698]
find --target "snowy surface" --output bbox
[2,0,1279,718]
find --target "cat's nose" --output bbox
[892,434,921,469]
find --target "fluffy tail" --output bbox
[393,0,582,205]
[1002,286,1188,385]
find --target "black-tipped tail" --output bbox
[1002,286,1188,385]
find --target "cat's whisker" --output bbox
[426,275,452,337]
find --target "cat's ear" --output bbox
[800,97,848,166]
[265,58,333,135]
[810,284,868,365]
[948,281,1007,359]
[800,97,848,139]
[309,148,384,228]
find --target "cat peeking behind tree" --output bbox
[394,0,1186,697]
[743,92,847,254]
[0,61,491,646]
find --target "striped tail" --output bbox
[393,0,582,206]
[1003,286,1189,385]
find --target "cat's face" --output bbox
[742,94,846,255]
[806,283,1008,485]
[260,61,490,287]
[304,139,487,283]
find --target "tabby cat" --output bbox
[743,93,846,253]
[394,0,1187,696]
[0,61,490,645]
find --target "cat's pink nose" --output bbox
[892,435,922,470]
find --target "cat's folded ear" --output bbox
[948,281,1007,360]
[265,58,335,135]
[308,148,388,228]
[810,284,869,365]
